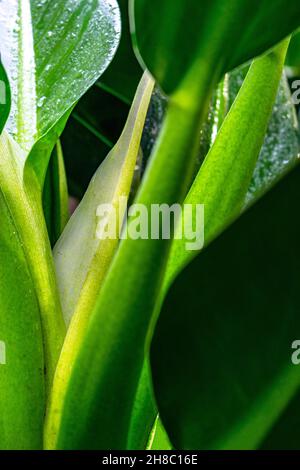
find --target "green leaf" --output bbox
[126,78,229,451]
[286,29,300,67]
[100,0,143,103]
[0,0,121,183]
[165,42,290,285]
[0,59,11,133]
[151,162,300,450]
[148,417,172,451]
[131,0,300,96]
[131,46,294,452]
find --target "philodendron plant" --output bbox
[1,0,300,450]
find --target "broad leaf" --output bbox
[131,0,300,95]
[100,0,142,103]
[0,0,121,183]
[151,163,300,450]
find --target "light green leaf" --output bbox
[53,71,154,326]
[43,140,69,246]
[0,132,65,391]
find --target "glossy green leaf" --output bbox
[0,60,11,133]
[0,0,121,184]
[151,163,300,450]
[131,0,300,96]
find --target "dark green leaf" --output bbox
[151,163,300,450]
